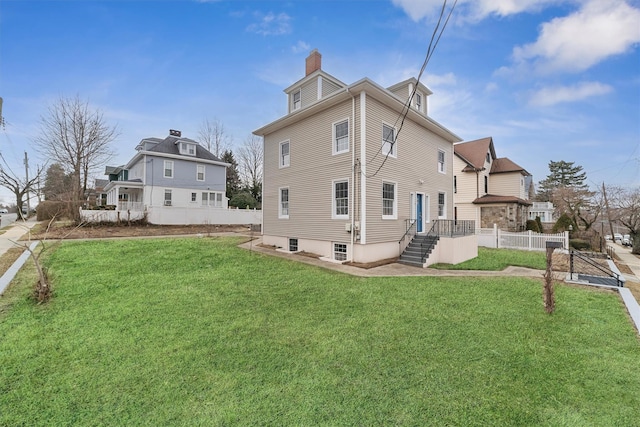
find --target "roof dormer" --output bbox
[177,139,197,156]
[387,78,433,115]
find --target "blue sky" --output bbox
[1,0,639,205]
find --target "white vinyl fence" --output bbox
[477,224,568,251]
[80,206,261,226]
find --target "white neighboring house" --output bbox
[529,201,556,224]
[94,130,263,226]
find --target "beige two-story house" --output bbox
[453,137,532,231]
[254,50,477,266]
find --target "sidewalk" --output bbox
[0,217,40,257]
[611,243,640,283]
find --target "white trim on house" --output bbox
[382,121,397,158]
[278,187,289,219]
[279,140,290,168]
[332,178,349,220]
[382,180,398,220]
[360,91,367,245]
[332,118,350,155]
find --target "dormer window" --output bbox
[415,92,422,112]
[293,90,301,110]
[179,142,197,156]
[486,152,491,163]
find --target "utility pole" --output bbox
[602,182,615,240]
[24,151,30,216]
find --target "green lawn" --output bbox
[1,237,638,426]
[431,247,547,270]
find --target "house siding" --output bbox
[144,155,225,193]
[322,78,341,97]
[491,172,523,198]
[264,99,354,243]
[362,97,453,244]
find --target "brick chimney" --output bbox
[305,49,322,76]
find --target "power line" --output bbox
[364,0,458,179]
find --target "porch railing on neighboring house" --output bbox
[117,201,144,211]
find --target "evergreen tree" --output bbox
[43,163,72,200]
[220,149,241,201]
[537,160,588,202]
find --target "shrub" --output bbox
[552,213,577,233]
[229,191,258,209]
[526,219,540,233]
[36,200,70,221]
[570,239,590,250]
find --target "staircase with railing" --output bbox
[398,220,475,267]
[569,249,625,287]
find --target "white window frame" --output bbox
[332,179,349,219]
[438,192,446,219]
[382,123,397,158]
[191,192,197,203]
[279,140,290,168]
[415,92,423,112]
[438,150,446,174]
[333,243,348,261]
[164,160,174,178]
[288,238,298,252]
[164,189,172,206]
[332,118,349,155]
[279,187,289,219]
[293,89,301,110]
[382,181,397,220]
[179,142,196,156]
[196,164,205,181]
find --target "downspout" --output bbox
[347,87,356,262]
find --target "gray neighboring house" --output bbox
[104,130,229,212]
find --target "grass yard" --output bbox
[1,237,638,426]
[431,247,547,271]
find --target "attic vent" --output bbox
[169,129,181,137]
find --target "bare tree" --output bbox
[34,96,118,214]
[238,134,263,203]
[198,118,230,157]
[0,165,44,219]
[608,185,640,255]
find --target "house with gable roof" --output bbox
[453,137,532,231]
[254,50,477,266]
[90,129,262,226]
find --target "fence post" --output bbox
[495,224,499,248]
[564,231,569,250]
[528,230,532,250]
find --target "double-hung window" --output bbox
[197,164,205,181]
[280,141,290,168]
[279,187,289,218]
[164,160,174,178]
[382,124,396,157]
[202,192,222,207]
[293,90,301,110]
[415,92,422,112]
[333,180,349,219]
[164,189,172,206]
[382,182,397,219]
[333,119,349,154]
[438,150,446,174]
[438,192,446,219]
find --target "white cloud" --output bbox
[246,12,292,36]
[391,0,559,22]
[512,0,640,74]
[425,72,457,86]
[528,81,613,106]
[291,41,310,54]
